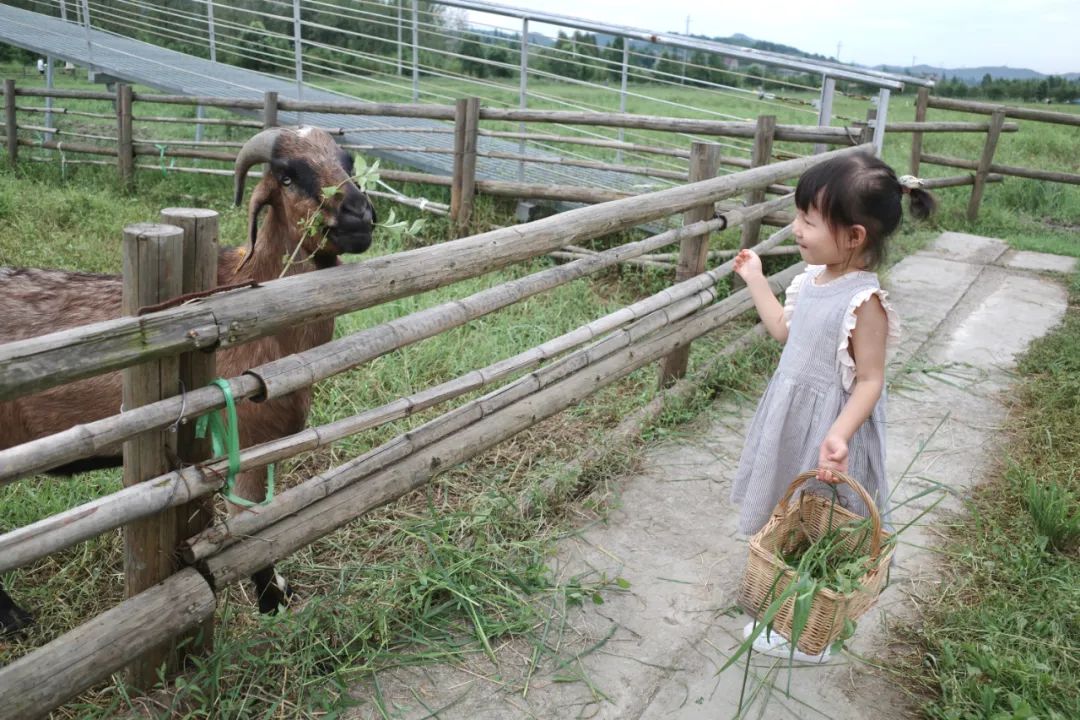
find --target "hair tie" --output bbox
[897,174,924,195]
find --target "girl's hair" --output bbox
[794,151,936,270]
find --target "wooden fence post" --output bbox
[4,79,16,164]
[263,90,279,129]
[966,108,1006,222]
[858,107,877,145]
[739,115,777,251]
[659,141,721,385]
[121,222,184,690]
[450,96,480,236]
[910,87,929,176]
[116,83,134,189]
[160,208,219,660]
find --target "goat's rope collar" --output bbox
[196,378,275,508]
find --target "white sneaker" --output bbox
[742,621,833,664]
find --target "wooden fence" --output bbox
[909,88,1080,220]
[1,77,1017,238]
[0,143,879,718]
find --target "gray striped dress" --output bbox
[730,265,899,535]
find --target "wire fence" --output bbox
[7,0,922,176]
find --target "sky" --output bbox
[463,0,1078,75]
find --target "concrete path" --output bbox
[345,234,1073,719]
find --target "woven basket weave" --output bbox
[738,469,894,655]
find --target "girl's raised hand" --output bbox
[733,249,762,281]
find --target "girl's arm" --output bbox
[817,295,888,480]
[733,250,788,343]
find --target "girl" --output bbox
[730,151,935,536]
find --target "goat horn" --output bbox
[234,127,288,207]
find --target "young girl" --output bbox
[730,151,935,536]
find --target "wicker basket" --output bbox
[738,469,894,655]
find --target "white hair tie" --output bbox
[897,174,924,193]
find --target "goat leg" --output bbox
[0,581,33,636]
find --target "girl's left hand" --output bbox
[817,434,849,481]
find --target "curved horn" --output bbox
[233,127,288,207]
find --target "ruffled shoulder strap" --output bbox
[782,264,822,328]
[838,285,901,392]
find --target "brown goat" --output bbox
[0,127,376,631]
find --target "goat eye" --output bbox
[281,175,292,186]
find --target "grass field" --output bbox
[0,60,1077,718]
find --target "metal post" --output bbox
[292,0,304,118]
[411,0,419,101]
[45,56,55,142]
[59,0,67,22]
[79,0,93,68]
[518,18,528,182]
[195,104,205,143]
[396,0,403,75]
[872,88,890,156]
[617,39,629,163]
[813,75,835,154]
[207,0,217,64]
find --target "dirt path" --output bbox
[345,234,1074,720]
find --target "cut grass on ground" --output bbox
[895,271,1080,720]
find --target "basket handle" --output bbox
[774,469,884,560]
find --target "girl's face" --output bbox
[792,205,862,268]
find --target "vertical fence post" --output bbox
[966,108,1005,222]
[451,97,479,236]
[872,88,890,156]
[292,0,303,121]
[45,57,55,141]
[4,79,16,165]
[206,0,217,63]
[617,40,629,163]
[79,0,94,67]
[116,83,134,189]
[121,223,184,689]
[910,86,929,176]
[411,0,419,101]
[658,142,720,386]
[396,0,403,75]
[160,208,219,661]
[263,91,278,129]
[813,75,834,154]
[517,17,528,182]
[858,107,876,145]
[739,114,776,251]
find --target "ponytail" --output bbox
[897,174,937,221]
[907,187,937,220]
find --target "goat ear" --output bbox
[240,182,274,271]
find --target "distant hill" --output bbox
[877,64,1079,84]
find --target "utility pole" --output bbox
[836,41,842,62]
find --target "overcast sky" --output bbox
[464,0,1077,75]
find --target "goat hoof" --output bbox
[253,567,295,615]
[0,604,34,636]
